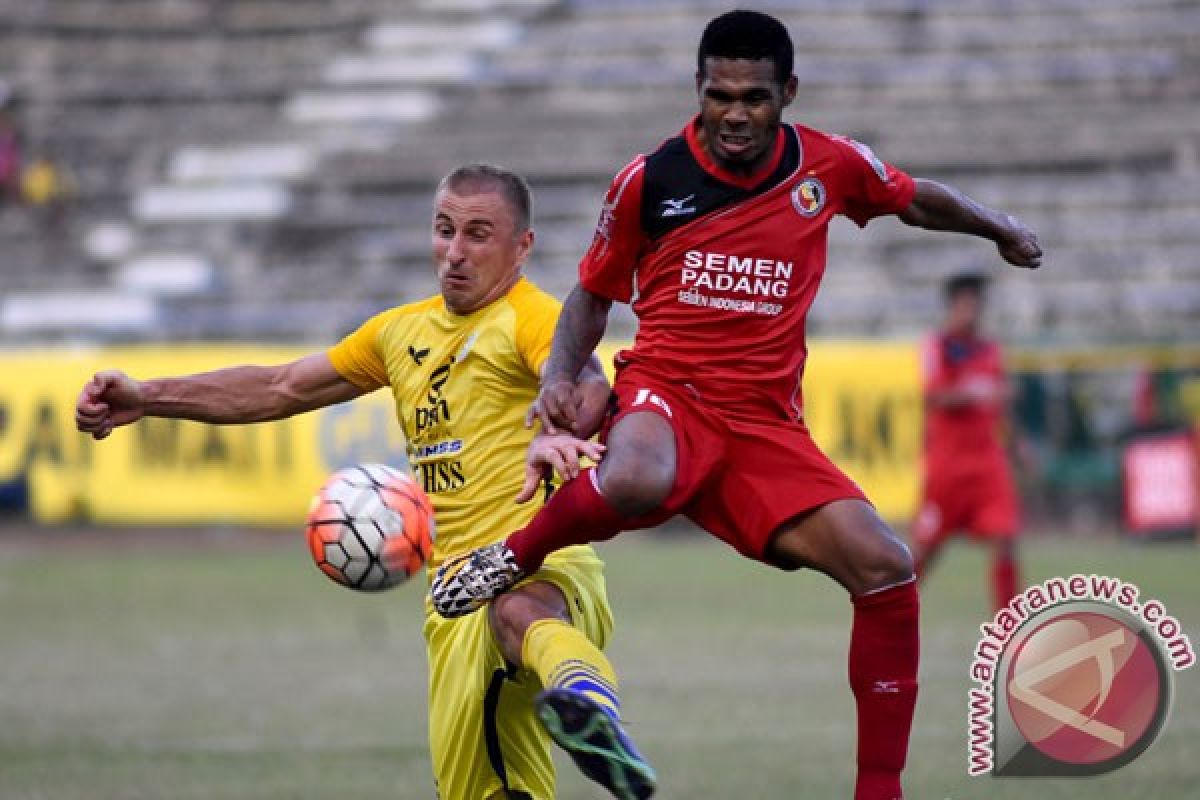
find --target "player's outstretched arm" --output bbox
[529,285,613,435]
[897,178,1043,269]
[75,353,364,440]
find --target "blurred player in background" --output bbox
[433,11,1041,800]
[913,273,1022,611]
[76,165,656,800]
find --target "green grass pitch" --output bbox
[1,526,1197,799]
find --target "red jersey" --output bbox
[920,332,1010,475]
[580,116,915,419]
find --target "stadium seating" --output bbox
[0,0,1196,342]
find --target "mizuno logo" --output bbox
[660,194,697,217]
[873,680,901,694]
[408,345,430,366]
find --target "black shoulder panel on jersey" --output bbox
[640,125,800,241]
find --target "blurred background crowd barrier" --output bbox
[1,0,1197,536]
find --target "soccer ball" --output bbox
[305,464,435,591]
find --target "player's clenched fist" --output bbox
[996,214,1042,269]
[75,370,146,439]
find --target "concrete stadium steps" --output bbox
[536,6,1200,56]
[124,154,1200,339]
[497,25,1190,76]
[302,99,1198,182]
[806,278,1200,340]
[483,48,1185,98]
[568,0,1187,14]
[0,40,339,104]
[0,236,110,292]
[2,0,1197,342]
[0,0,412,34]
[887,102,1190,170]
[0,1,449,340]
[0,1,558,344]
[30,104,290,203]
[154,295,372,341]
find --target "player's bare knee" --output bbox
[489,585,570,666]
[857,534,915,593]
[487,595,523,665]
[597,452,673,516]
[489,595,544,665]
[601,410,676,515]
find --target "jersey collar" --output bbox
[439,275,530,319]
[685,114,786,191]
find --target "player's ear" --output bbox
[515,227,534,266]
[694,69,705,99]
[781,74,798,107]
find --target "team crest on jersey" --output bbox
[791,176,826,218]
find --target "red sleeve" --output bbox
[578,156,647,303]
[831,135,916,228]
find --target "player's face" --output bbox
[696,57,797,174]
[947,290,983,334]
[432,188,533,315]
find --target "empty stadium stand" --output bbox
[0,0,1197,343]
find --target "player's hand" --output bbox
[516,433,606,504]
[525,376,580,435]
[75,370,146,440]
[573,375,611,439]
[995,214,1042,269]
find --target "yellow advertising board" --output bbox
[800,341,923,520]
[0,340,923,526]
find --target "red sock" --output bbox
[506,469,628,572]
[849,580,919,800]
[991,552,1018,611]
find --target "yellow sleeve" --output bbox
[327,311,391,390]
[513,284,562,378]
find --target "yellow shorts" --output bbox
[424,545,612,800]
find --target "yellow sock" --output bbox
[522,618,621,720]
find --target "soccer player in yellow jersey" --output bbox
[75,164,657,800]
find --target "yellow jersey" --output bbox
[327,277,560,570]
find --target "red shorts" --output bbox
[912,466,1020,548]
[602,365,867,562]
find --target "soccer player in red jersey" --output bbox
[913,273,1022,611]
[433,11,1042,799]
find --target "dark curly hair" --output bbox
[698,10,794,85]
